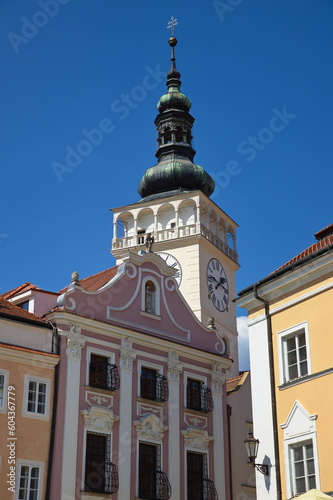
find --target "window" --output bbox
[145,281,156,315]
[18,464,40,500]
[186,378,214,413]
[283,330,308,382]
[17,300,29,311]
[89,354,120,392]
[27,381,47,415]
[187,452,217,500]
[139,442,171,500]
[140,367,168,402]
[290,441,316,495]
[85,433,118,494]
[0,373,5,409]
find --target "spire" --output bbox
[137,20,215,201]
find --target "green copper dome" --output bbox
[137,35,215,201]
[157,91,192,113]
[138,158,215,199]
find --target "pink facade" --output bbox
[46,252,232,499]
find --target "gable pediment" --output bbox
[57,252,225,356]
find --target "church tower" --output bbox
[111,32,239,374]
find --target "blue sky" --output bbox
[1,0,332,318]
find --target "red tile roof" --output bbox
[0,299,51,327]
[59,266,118,294]
[226,371,249,394]
[274,232,333,274]
[0,282,41,300]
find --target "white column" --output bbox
[196,202,201,233]
[167,352,183,500]
[118,337,136,499]
[134,216,138,245]
[211,363,226,500]
[61,326,85,499]
[175,209,179,238]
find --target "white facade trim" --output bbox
[277,321,312,385]
[22,374,51,421]
[16,459,44,500]
[0,369,9,412]
[281,401,320,498]
[249,316,277,500]
[85,346,116,386]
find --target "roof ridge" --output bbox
[272,233,333,274]
[0,282,40,299]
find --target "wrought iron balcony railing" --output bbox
[203,478,218,500]
[85,460,119,494]
[141,373,169,402]
[187,384,214,413]
[139,469,172,500]
[89,362,120,392]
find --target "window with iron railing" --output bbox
[187,451,218,500]
[89,354,120,391]
[139,442,171,500]
[85,433,119,494]
[141,367,169,402]
[186,378,214,413]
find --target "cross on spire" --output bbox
[167,16,178,37]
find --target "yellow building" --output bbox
[236,224,333,500]
[0,296,59,500]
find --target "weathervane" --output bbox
[167,16,178,37]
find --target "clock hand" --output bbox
[215,277,226,289]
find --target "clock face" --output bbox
[206,258,229,312]
[157,252,182,285]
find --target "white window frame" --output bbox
[278,322,311,385]
[82,430,113,494]
[281,401,320,498]
[136,439,164,499]
[288,438,319,497]
[23,375,51,420]
[16,460,44,500]
[137,359,164,399]
[0,369,9,412]
[183,371,208,410]
[86,347,116,387]
[185,448,210,500]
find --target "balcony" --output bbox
[141,372,169,402]
[89,361,120,392]
[112,223,238,264]
[85,460,119,494]
[187,384,214,414]
[203,478,218,500]
[139,470,172,500]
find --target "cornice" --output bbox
[47,311,231,367]
[0,345,59,367]
[236,252,333,312]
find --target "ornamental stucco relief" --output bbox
[66,326,85,359]
[82,408,119,432]
[134,414,168,442]
[181,428,213,450]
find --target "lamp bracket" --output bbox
[255,463,269,476]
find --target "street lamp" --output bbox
[244,430,269,476]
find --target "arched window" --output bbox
[145,281,156,315]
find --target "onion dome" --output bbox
[137,35,215,201]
